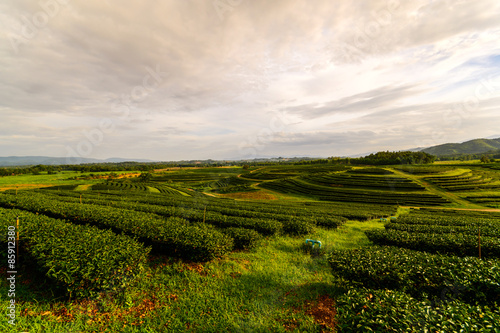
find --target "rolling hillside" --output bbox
[421,138,500,157]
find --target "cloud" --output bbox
[282,84,424,119]
[0,0,499,160]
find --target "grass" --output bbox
[146,186,161,193]
[0,220,380,332]
[0,171,140,191]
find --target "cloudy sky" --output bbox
[1,0,500,161]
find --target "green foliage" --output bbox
[348,167,394,175]
[304,172,425,190]
[220,227,262,250]
[481,155,491,163]
[421,138,500,158]
[282,217,315,236]
[354,151,436,165]
[0,207,148,299]
[31,189,353,233]
[260,177,450,205]
[366,228,500,258]
[314,215,347,228]
[203,176,257,193]
[328,246,500,306]
[394,165,451,174]
[138,172,153,182]
[425,170,500,191]
[0,192,233,262]
[336,288,500,332]
[365,210,500,258]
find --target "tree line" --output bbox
[0,151,436,177]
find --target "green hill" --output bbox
[422,138,500,157]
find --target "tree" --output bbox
[480,155,490,163]
[139,172,152,182]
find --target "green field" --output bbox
[1,161,500,332]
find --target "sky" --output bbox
[1,0,500,161]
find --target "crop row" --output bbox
[347,167,394,174]
[0,193,233,261]
[365,229,500,258]
[393,166,450,174]
[46,190,341,234]
[384,221,500,237]
[259,178,449,206]
[425,172,474,181]
[336,287,499,332]
[202,176,258,193]
[424,172,500,192]
[7,190,325,238]
[302,173,424,190]
[91,182,151,192]
[38,187,393,224]
[27,191,295,235]
[390,213,500,227]
[207,176,254,188]
[328,246,500,306]
[242,172,298,180]
[466,196,500,204]
[0,207,148,298]
[412,208,500,219]
[151,173,224,182]
[151,184,190,196]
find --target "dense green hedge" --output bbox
[32,191,284,236]
[0,193,233,262]
[281,217,315,236]
[336,288,500,332]
[33,189,349,232]
[0,208,148,298]
[365,229,500,258]
[220,227,262,250]
[384,221,500,237]
[328,246,500,306]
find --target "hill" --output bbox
[0,156,153,166]
[421,138,500,157]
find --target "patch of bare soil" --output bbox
[304,295,338,332]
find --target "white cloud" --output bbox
[0,0,499,160]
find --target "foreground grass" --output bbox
[0,220,381,332]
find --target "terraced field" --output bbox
[1,162,500,331]
[258,170,451,206]
[425,170,500,191]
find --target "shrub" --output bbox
[1,208,149,298]
[221,227,262,250]
[282,217,315,236]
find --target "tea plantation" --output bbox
[0,162,499,331]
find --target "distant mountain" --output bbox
[0,156,153,167]
[421,138,500,157]
[102,157,153,163]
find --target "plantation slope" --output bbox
[398,206,500,213]
[388,168,484,209]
